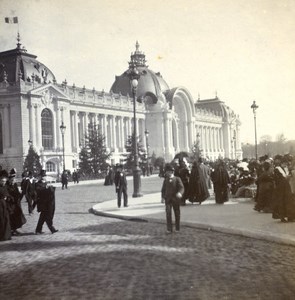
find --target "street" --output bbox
[1,176,295,300]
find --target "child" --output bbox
[161,163,184,233]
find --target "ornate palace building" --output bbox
[0,36,242,176]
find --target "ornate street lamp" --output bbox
[28,139,33,147]
[127,61,143,197]
[251,100,259,160]
[145,129,150,177]
[60,121,66,171]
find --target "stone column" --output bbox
[120,116,124,150]
[3,105,10,148]
[74,111,79,149]
[55,107,61,149]
[29,103,35,143]
[113,116,117,151]
[35,104,42,149]
[103,114,108,147]
[175,119,180,153]
[128,117,132,138]
[83,112,88,142]
[70,111,74,150]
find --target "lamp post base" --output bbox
[132,167,143,198]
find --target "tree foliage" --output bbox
[79,124,112,176]
[23,145,43,176]
[123,133,146,170]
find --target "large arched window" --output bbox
[46,161,56,172]
[41,108,53,150]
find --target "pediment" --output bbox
[29,84,70,106]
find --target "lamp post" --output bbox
[251,101,259,160]
[127,62,143,197]
[145,129,150,177]
[60,121,66,171]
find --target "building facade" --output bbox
[0,37,242,176]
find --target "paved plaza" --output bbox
[1,176,295,300]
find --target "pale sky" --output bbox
[1,0,294,144]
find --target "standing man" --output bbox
[72,170,78,184]
[35,170,58,234]
[114,164,128,208]
[161,163,184,233]
[61,170,68,190]
[26,171,37,214]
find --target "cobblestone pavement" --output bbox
[1,177,295,300]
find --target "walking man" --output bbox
[161,163,184,233]
[35,170,58,234]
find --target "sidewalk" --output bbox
[92,192,295,246]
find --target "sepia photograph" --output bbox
[0,0,295,299]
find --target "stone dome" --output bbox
[0,36,56,84]
[110,42,169,103]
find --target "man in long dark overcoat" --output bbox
[161,163,184,233]
[35,170,58,234]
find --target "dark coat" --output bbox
[255,171,274,211]
[179,166,190,200]
[114,171,127,190]
[6,182,26,230]
[188,163,210,203]
[0,186,11,241]
[211,165,230,204]
[161,176,184,204]
[272,167,295,220]
[35,181,56,213]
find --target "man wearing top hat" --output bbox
[35,169,58,234]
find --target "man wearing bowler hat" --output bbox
[161,163,184,233]
[35,169,58,234]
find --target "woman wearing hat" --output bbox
[0,174,11,241]
[272,155,295,222]
[6,171,27,235]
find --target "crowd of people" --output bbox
[2,152,295,239]
[160,153,295,233]
[253,154,295,222]
[0,167,58,241]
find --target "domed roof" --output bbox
[0,35,56,84]
[110,42,169,102]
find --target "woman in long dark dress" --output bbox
[254,161,274,213]
[6,175,26,235]
[272,156,295,222]
[211,160,230,204]
[188,160,210,204]
[0,175,11,241]
[178,160,190,205]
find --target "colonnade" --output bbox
[196,125,224,154]
[70,110,146,153]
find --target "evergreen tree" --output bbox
[123,133,146,170]
[79,124,112,176]
[78,147,92,175]
[23,145,43,176]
